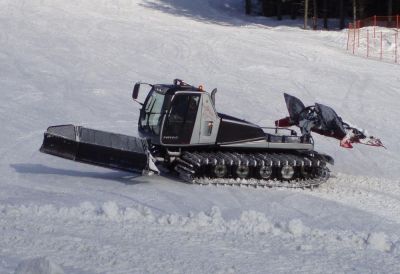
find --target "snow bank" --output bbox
[367,232,393,252]
[14,257,64,274]
[287,219,309,237]
[1,201,397,254]
[100,201,120,220]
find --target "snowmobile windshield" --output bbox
[139,89,168,135]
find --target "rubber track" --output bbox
[175,151,331,189]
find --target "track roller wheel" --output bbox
[300,166,312,178]
[281,165,295,180]
[213,164,227,178]
[236,165,249,178]
[315,167,330,180]
[258,166,273,180]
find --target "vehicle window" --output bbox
[162,94,200,144]
[140,90,166,135]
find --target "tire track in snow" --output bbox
[303,173,400,224]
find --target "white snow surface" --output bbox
[1,0,400,273]
[14,257,65,274]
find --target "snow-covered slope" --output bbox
[1,0,400,273]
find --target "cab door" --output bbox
[161,93,201,145]
[197,94,220,144]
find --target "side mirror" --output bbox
[211,88,217,105]
[132,82,140,100]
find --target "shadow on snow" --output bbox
[10,163,143,185]
[139,0,307,28]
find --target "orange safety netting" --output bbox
[347,15,399,64]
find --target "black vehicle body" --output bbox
[40,79,333,186]
[136,80,313,152]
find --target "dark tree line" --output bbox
[245,0,400,29]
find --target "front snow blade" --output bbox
[40,125,153,173]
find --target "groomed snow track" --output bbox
[175,151,331,188]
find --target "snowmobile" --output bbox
[40,79,383,188]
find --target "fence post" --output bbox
[381,31,383,60]
[353,23,356,54]
[357,20,360,48]
[394,33,399,64]
[374,15,376,38]
[367,29,369,58]
[347,23,351,50]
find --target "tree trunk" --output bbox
[359,0,365,20]
[388,0,393,15]
[304,0,309,29]
[313,0,318,30]
[290,2,297,20]
[245,0,252,15]
[323,0,328,29]
[261,0,270,17]
[353,0,357,24]
[339,0,345,29]
[277,0,282,20]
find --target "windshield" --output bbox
[139,89,166,135]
